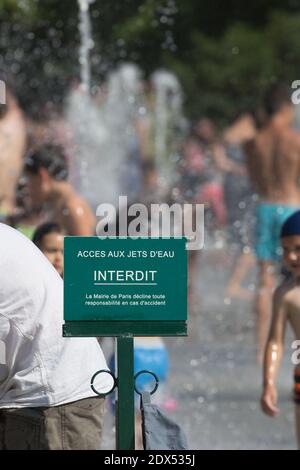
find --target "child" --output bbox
[24,143,96,236]
[261,209,300,447]
[32,222,64,278]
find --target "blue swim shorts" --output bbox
[108,339,169,411]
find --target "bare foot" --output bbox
[225,284,254,301]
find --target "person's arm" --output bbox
[261,286,288,417]
[63,198,96,236]
[244,139,260,192]
[0,316,10,382]
[212,143,245,175]
[134,116,152,162]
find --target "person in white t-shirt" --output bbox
[0,223,111,450]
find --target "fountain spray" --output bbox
[78,0,95,92]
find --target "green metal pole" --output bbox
[116,336,135,450]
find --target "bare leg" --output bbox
[256,261,276,363]
[135,412,143,450]
[188,250,201,309]
[225,250,256,300]
[295,405,300,449]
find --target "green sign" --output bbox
[64,237,187,323]
[63,237,188,451]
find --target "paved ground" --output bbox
[101,244,298,450]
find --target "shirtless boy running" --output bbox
[261,210,300,448]
[245,84,300,362]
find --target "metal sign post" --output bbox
[116,336,135,449]
[63,237,188,450]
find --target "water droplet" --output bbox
[138,106,146,115]
[76,207,84,216]
[117,38,125,47]
[190,359,199,367]
[185,383,194,392]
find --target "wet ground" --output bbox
[101,243,297,450]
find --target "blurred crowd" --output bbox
[0,81,261,305]
[0,79,298,363]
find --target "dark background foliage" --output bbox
[1,0,300,121]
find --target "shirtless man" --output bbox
[24,143,96,235]
[245,84,300,362]
[261,210,300,448]
[0,88,26,215]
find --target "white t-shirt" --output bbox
[0,223,111,408]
